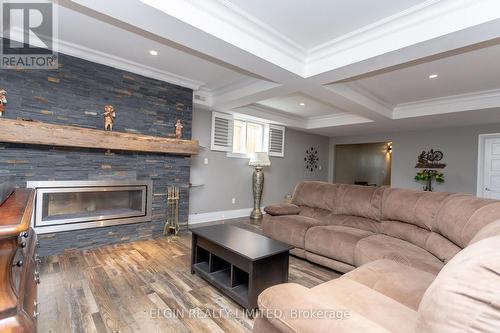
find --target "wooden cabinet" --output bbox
[0,189,38,332]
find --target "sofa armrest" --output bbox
[264,203,300,216]
[257,283,390,333]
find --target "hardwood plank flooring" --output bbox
[38,220,340,333]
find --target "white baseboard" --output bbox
[189,207,263,225]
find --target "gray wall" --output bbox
[190,108,329,215]
[329,123,500,194]
[335,143,391,186]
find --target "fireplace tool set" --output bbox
[164,185,181,237]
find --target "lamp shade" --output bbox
[249,152,271,167]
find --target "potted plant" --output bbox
[414,149,446,192]
[415,169,445,192]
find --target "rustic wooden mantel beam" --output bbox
[0,118,199,155]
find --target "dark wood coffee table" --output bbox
[190,224,292,309]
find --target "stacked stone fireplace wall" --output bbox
[0,51,193,256]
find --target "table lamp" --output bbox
[249,152,271,220]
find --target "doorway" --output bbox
[477,134,500,199]
[335,142,392,186]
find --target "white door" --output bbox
[480,136,500,199]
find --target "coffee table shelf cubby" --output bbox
[192,247,250,307]
[191,225,292,310]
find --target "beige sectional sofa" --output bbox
[254,181,500,332]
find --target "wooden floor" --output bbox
[38,220,340,333]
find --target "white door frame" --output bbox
[477,133,500,197]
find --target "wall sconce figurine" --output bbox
[0,89,7,117]
[175,119,183,139]
[103,105,116,131]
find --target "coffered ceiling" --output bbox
[349,43,500,106]
[55,4,261,92]
[41,1,500,135]
[257,93,344,118]
[227,0,427,49]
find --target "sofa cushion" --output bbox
[469,219,500,244]
[298,205,331,221]
[258,281,416,333]
[264,203,300,216]
[380,221,461,263]
[416,235,500,333]
[342,259,436,310]
[435,194,500,248]
[299,209,381,233]
[327,214,381,233]
[305,225,373,265]
[381,220,431,249]
[425,232,461,264]
[337,184,384,221]
[305,252,355,273]
[310,279,418,333]
[354,234,444,274]
[289,248,306,259]
[381,188,451,230]
[291,181,341,212]
[262,215,323,248]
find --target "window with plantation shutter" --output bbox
[210,112,286,157]
[268,124,285,157]
[211,112,233,151]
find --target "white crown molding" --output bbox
[212,80,282,110]
[233,104,305,128]
[140,0,306,76]
[56,38,205,90]
[73,0,500,86]
[305,0,500,77]
[306,113,373,129]
[205,0,306,58]
[233,104,373,130]
[141,0,500,80]
[5,25,206,90]
[307,0,439,60]
[211,77,266,97]
[393,88,500,119]
[326,83,394,119]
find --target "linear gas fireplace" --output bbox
[27,180,153,234]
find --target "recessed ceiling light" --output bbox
[149,50,158,56]
[428,74,438,79]
[299,102,305,106]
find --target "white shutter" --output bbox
[268,125,285,157]
[210,111,233,152]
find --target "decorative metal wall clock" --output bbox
[304,147,319,172]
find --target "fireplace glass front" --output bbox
[28,180,152,233]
